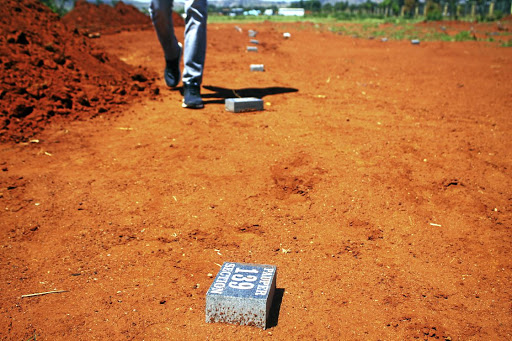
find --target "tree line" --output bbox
[289,0,511,21]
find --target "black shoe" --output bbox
[164,42,182,88]
[182,82,204,109]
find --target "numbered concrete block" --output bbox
[411,39,420,44]
[206,262,277,329]
[247,46,258,52]
[250,64,265,72]
[248,30,257,37]
[225,98,264,113]
[250,39,259,44]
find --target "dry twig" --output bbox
[21,290,68,298]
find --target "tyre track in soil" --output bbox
[1,22,511,340]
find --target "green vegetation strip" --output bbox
[208,15,507,44]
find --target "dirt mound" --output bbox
[62,0,184,34]
[0,0,158,142]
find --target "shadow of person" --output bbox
[200,85,298,105]
[267,288,285,328]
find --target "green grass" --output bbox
[207,14,425,25]
[330,22,427,41]
[208,14,509,45]
[330,21,503,43]
[501,39,512,47]
[454,31,476,41]
[207,14,338,24]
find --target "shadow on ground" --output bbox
[200,85,299,105]
[267,288,285,328]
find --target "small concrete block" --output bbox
[250,64,265,72]
[225,98,264,113]
[283,32,291,39]
[381,37,388,42]
[248,30,257,37]
[250,39,259,44]
[411,39,420,45]
[247,46,258,52]
[206,262,277,329]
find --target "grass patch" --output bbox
[208,15,510,46]
[207,14,424,25]
[454,31,476,41]
[501,39,512,47]
[330,22,433,41]
[207,14,338,24]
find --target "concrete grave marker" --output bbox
[206,262,277,329]
[248,30,258,37]
[250,64,265,72]
[247,46,258,52]
[225,98,264,113]
[250,39,259,44]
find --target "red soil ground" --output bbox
[1,3,512,340]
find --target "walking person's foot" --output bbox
[164,42,182,88]
[182,82,204,109]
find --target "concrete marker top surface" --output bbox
[206,262,276,299]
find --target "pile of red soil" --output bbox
[63,0,184,35]
[0,0,158,142]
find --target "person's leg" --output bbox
[182,0,207,86]
[150,0,180,61]
[150,0,182,87]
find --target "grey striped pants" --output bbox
[150,0,207,85]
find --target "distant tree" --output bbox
[404,0,417,16]
[290,0,322,13]
[447,0,459,19]
[362,0,377,14]
[380,0,400,15]
[311,0,322,12]
[334,1,349,12]
[207,4,218,13]
[475,0,488,20]
[323,3,333,14]
[425,0,442,20]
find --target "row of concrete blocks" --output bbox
[224,28,265,113]
[247,32,264,72]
